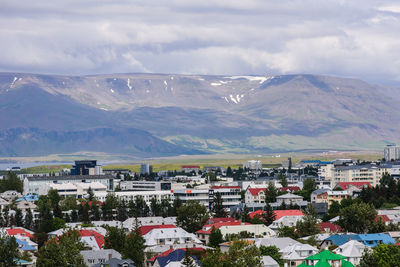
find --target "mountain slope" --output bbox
[0,72,398,156]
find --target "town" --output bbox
[1,145,400,266]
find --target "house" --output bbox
[272,193,308,208]
[321,233,395,249]
[15,200,37,213]
[79,229,105,250]
[124,217,177,231]
[3,227,34,239]
[181,165,201,173]
[280,243,318,267]
[139,225,177,236]
[0,190,22,201]
[269,216,305,231]
[311,189,350,208]
[16,194,39,202]
[280,186,301,193]
[92,258,135,267]
[263,256,279,267]
[254,237,300,250]
[318,222,342,233]
[149,248,201,267]
[196,221,249,243]
[299,250,354,267]
[80,249,121,267]
[333,240,370,266]
[0,197,9,210]
[143,227,202,248]
[249,209,304,220]
[245,188,266,203]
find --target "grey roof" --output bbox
[334,164,389,171]
[312,188,331,195]
[276,193,303,199]
[92,258,135,267]
[25,174,114,181]
[263,256,279,266]
[81,249,122,264]
[254,237,300,250]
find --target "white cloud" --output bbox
[0,0,400,85]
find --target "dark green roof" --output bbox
[306,250,347,260]
[315,259,331,267]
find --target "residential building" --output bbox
[300,250,353,267]
[0,197,9,210]
[333,240,370,266]
[141,163,153,174]
[245,187,266,204]
[92,258,135,267]
[209,186,241,210]
[80,249,121,267]
[311,189,351,208]
[76,182,108,196]
[24,175,115,195]
[280,243,318,267]
[243,160,262,170]
[0,190,22,201]
[15,200,37,213]
[39,183,78,198]
[274,193,307,208]
[120,181,171,191]
[270,216,305,231]
[321,233,395,249]
[124,217,176,231]
[94,191,173,206]
[263,256,279,267]
[149,249,201,267]
[331,164,390,187]
[143,227,202,248]
[318,163,334,180]
[173,189,209,206]
[253,237,301,250]
[384,145,400,161]
[181,165,200,173]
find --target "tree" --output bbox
[226,166,233,177]
[182,250,197,267]
[60,196,78,211]
[337,202,377,233]
[208,226,223,248]
[262,203,276,226]
[202,240,263,267]
[172,197,183,216]
[0,234,19,267]
[265,182,278,203]
[359,244,400,267]
[122,219,145,267]
[150,197,162,216]
[296,204,320,237]
[24,209,33,230]
[241,205,251,223]
[278,173,288,187]
[14,208,23,227]
[260,245,284,267]
[277,226,299,239]
[117,199,128,221]
[0,171,23,193]
[104,227,126,253]
[299,178,317,201]
[87,187,95,201]
[36,229,86,267]
[177,201,209,233]
[212,192,227,218]
[326,200,340,220]
[102,193,119,221]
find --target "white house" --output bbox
[333,240,370,266]
[143,227,202,248]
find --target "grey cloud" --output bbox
[0,0,400,85]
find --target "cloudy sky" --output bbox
[1,0,400,85]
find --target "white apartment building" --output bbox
[173,189,209,206]
[94,191,173,206]
[119,181,171,191]
[243,160,262,170]
[384,145,400,161]
[318,164,334,180]
[331,164,390,187]
[37,181,107,198]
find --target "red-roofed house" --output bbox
[245,187,266,203]
[139,224,177,236]
[207,218,240,224]
[5,227,34,239]
[337,182,372,190]
[196,221,250,243]
[280,186,301,193]
[147,247,204,266]
[376,215,391,225]
[249,209,304,220]
[79,229,105,250]
[319,222,342,233]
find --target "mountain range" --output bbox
[0,72,398,157]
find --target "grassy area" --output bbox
[20,164,72,174]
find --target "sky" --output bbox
[1,0,400,85]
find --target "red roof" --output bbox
[319,222,342,233]
[210,186,241,189]
[79,230,104,249]
[139,224,177,236]
[280,186,301,193]
[376,215,391,223]
[208,218,240,224]
[337,182,372,190]
[249,209,304,220]
[181,166,200,169]
[196,221,251,234]
[148,247,205,262]
[5,228,33,239]
[248,188,266,196]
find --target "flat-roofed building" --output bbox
[94,190,172,206]
[332,164,390,187]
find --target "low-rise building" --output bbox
[143,227,202,248]
[321,233,395,249]
[333,240,370,266]
[245,187,266,204]
[80,249,121,267]
[94,191,173,206]
[331,164,390,187]
[280,243,318,267]
[119,181,171,191]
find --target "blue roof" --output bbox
[16,239,36,251]
[156,249,200,267]
[16,194,38,202]
[325,234,395,248]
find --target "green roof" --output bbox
[298,262,312,267]
[341,259,355,267]
[315,259,332,267]
[306,250,347,261]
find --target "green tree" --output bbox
[277,226,299,239]
[241,205,251,223]
[177,201,209,233]
[296,204,320,237]
[104,227,126,253]
[212,192,227,218]
[150,197,162,216]
[0,234,19,267]
[14,208,23,227]
[182,251,197,267]
[226,167,233,177]
[337,202,377,233]
[265,182,278,203]
[172,196,183,216]
[117,199,128,221]
[102,193,119,221]
[202,240,263,267]
[36,229,86,267]
[60,196,79,211]
[326,200,341,220]
[262,203,276,226]
[208,226,224,248]
[298,178,316,201]
[122,219,145,267]
[0,171,23,193]
[24,209,33,230]
[87,187,95,201]
[260,245,284,267]
[359,244,400,267]
[278,173,288,187]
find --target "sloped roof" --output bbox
[155,249,201,267]
[306,250,347,260]
[333,240,368,258]
[139,224,176,236]
[248,188,266,196]
[337,182,371,190]
[79,229,104,249]
[314,259,331,267]
[318,222,342,233]
[6,228,34,239]
[16,239,36,251]
[196,221,251,234]
[281,186,301,192]
[249,209,304,220]
[208,218,240,224]
[276,193,303,199]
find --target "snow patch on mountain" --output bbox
[110,89,115,93]
[211,82,221,86]
[226,75,274,84]
[127,78,133,90]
